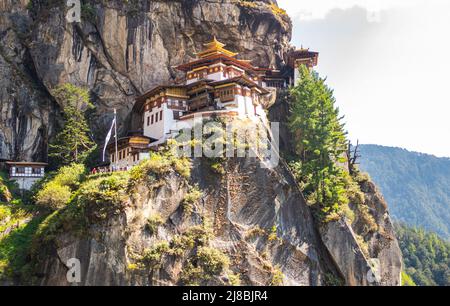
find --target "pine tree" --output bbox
[49,84,97,167]
[288,65,348,216]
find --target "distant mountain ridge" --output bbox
[358,144,450,239]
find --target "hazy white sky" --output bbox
[278,0,450,157]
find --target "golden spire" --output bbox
[196,37,238,58]
[299,45,309,52]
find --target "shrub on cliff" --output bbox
[0,175,12,203]
[74,172,129,222]
[145,214,164,235]
[0,212,43,282]
[196,246,230,275]
[129,151,191,187]
[51,163,86,190]
[35,182,72,211]
[33,171,129,247]
[182,185,203,215]
[180,246,231,285]
[35,163,86,210]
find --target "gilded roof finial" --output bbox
[197,36,238,58]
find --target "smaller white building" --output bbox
[106,135,152,170]
[6,161,47,190]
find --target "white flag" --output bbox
[102,118,116,162]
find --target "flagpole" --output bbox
[114,108,118,170]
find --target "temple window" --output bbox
[32,167,41,175]
[151,114,154,124]
[220,89,234,97]
[159,110,163,121]
[16,167,25,174]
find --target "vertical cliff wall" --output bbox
[0,0,56,161]
[32,157,339,286]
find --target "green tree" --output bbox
[49,84,97,166]
[288,65,348,216]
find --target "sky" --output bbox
[277,0,450,157]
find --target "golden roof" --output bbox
[196,37,238,58]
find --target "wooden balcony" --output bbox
[167,104,187,111]
[188,94,210,111]
[220,95,235,103]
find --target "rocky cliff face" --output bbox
[33,157,335,286]
[30,154,401,286]
[319,178,402,286]
[0,0,291,160]
[0,0,56,161]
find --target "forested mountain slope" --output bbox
[359,145,450,239]
[395,223,449,286]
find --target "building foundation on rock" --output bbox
[106,38,318,169]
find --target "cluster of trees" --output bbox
[395,223,450,286]
[31,84,97,210]
[288,65,349,217]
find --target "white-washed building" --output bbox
[107,135,152,171]
[5,161,47,190]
